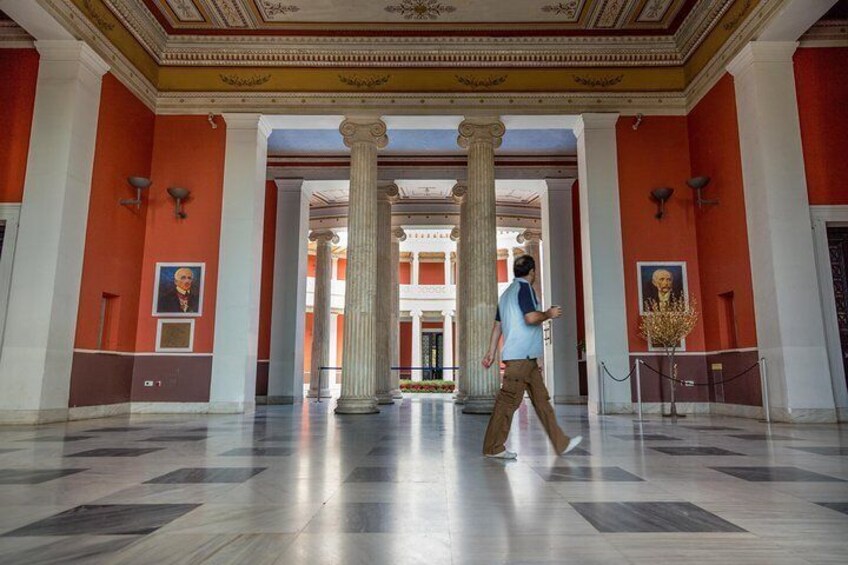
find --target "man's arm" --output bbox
[524,307,562,326]
[481,321,502,368]
[517,284,563,325]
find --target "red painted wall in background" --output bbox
[616,116,705,352]
[0,49,38,202]
[258,180,276,361]
[795,47,848,206]
[74,74,155,351]
[399,261,411,284]
[399,320,411,378]
[337,258,347,280]
[303,312,313,383]
[572,183,585,345]
[135,116,227,353]
[419,262,444,285]
[497,259,508,283]
[688,74,757,351]
[307,254,316,277]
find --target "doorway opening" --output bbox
[421,330,443,381]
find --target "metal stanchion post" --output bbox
[759,357,771,423]
[599,361,606,416]
[635,360,643,422]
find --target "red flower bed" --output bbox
[399,380,455,393]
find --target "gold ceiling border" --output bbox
[337,74,392,88]
[572,74,624,88]
[722,0,752,31]
[455,74,508,89]
[219,73,272,87]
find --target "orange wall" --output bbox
[258,180,277,360]
[399,320,411,378]
[688,74,757,350]
[303,312,313,382]
[74,74,155,351]
[307,254,316,277]
[399,261,411,284]
[0,49,38,202]
[135,116,227,353]
[337,258,347,280]
[419,261,444,285]
[795,47,848,206]
[616,116,706,352]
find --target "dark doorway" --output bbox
[827,226,848,388]
[421,331,443,380]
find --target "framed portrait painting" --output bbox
[153,263,204,317]
[637,261,689,351]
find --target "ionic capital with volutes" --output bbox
[518,229,542,244]
[340,118,388,149]
[451,183,467,204]
[392,227,407,242]
[377,182,400,202]
[309,230,340,246]
[457,118,505,149]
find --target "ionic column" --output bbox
[390,227,407,398]
[575,113,631,414]
[728,42,835,422]
[375,182,399,405]
[331,255,340,280]
[518,229,543,300]
[307,230,339,399]
[442,310,454,381]
[411,252,420,285]
[0,41,109,424]
[443,253,452,285]
[336,118,387,415]
[329,312,339,372]
[411,310,423,381]
[451,188,468,404]
[458,117,505,414]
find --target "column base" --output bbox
[390,389,403,399]
[461,396,495,414]
[769,407,837,424]
[267,396,302,405]
[0,408,68,425]
[453,391,467,405]
[589,401,633,415]
[376,392,395,405]
[335,397,379,414]
[306,389,333,399]
[208,401,255,414]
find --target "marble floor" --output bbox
[1,396,847,564]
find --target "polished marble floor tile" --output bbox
[219,447,293,457]
[814,502,848,516]
[106,532,297,565]
[145,468,267,484]
[18,435,94,442]
[652,446,745,456]
[711,466,845,482]
[684,426,742,431]
[0,449,20,455]
[2,504,200,536]
[65,448,163,458]
[84,427,149,433]
[0,535,141,564]
[788,446,848,456]
[614,434,681,441]
[532,465,644,482]
[570,502,747,533]
[140,435,207,442]
[728,434,799,441]
[0,469,87,484]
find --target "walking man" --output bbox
[481,254,582,459]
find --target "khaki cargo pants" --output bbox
[482,358,571,456]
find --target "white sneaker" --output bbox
[561,436,583,455]
[485,450,517,460]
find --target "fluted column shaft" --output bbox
[411,310,423,381]
[390,228,406,398]
[376,183,399,404]
[336,118,387,414]
[519,229,543,301]
[443,310,454,381]
[451,191,467,404]
[458,118,505,414]
[308,231,338,399]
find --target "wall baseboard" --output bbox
[69,403,131,421]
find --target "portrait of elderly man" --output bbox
[155,265,203,315]
[638,263,686,313]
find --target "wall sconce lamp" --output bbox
[650,187,674,220]
[167,187,190,219]
[120,176,151,210]
[687,176,718,208]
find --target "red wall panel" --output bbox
[258,180,276,361]
[419,262,444,285]
[0,49,38,202]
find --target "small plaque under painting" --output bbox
[158,320,193,351]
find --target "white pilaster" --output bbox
[0,40,108,424]
[506,247,516,282]
[575,113,631,414]
[542,178,581,404]
[411,310,423,381]
[443,254,452,286]
[209,114,271,413]
[331,255,340,281]
[442,310,454,381]
[411,252,420,286]
[728,42,836,422]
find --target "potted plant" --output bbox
[638,295,699,419]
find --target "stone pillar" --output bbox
[728,42,835,422]
[411,252,420,285]
[411,310,423,381]
[575,113,631,414]
[518,229,543,300]
[443,253,452,285]
[331,255,340,280]
[336,117,387,414]
[442,310,455,381]
[267,179,311,405]
[541,178,581,404]
[0,41,108,424]
[450,189,468,403]
[209,114,272,413]
[307,230,338,399]
[329,312,339,372]
[390,227,406,398]
[376,182,399,405]
[506,246,516,282]
[458,117,505,414]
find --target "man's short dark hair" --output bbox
[514,254,535,278]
